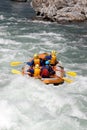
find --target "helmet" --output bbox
[34,53,38,58]
[45,61,50,65]
[51,50,56,55]
[35,64,39,68]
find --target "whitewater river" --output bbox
[0,0,87,130]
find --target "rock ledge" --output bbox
[31,0,87,23]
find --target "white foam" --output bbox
[0,70,86,130]
[0,15,4,20]
[0,100,16,129]
[0,38,21,45]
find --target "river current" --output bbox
[0,0,87,130]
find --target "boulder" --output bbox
[31,0,87,23]
[11,0,27,2]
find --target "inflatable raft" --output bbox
[22,53,65,85]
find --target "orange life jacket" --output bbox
[34,58,40,66]
[50,55,56,65]
[34,68,41,77]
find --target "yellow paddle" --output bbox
[66,71,77,77]
[63,77,73,83]
[10,61,24,66]
[11,69,22,74]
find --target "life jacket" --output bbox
[41,68,50,78]
[50,55,56,65]
[34,68,40,77]
[34,58,40,66]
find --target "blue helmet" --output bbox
[45,61,50,65]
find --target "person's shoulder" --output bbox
[45,55,51,58]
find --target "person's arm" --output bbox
[26,60,34,66]
[45,55,51,60]
[49,66,55,75]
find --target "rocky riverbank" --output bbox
[11,0,27,2]
[31,0,87,23]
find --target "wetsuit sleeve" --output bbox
[45,55,51,60]
[26,60,34,66]
[27,68,34,74]
[49,66,55,75]
[40,58,45,66]
[26,62,31,66]
[48,66,53,72]
[29,69,34,74]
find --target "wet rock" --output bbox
[31,0,87,23]
[11,0,27,2]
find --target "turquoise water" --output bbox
[0,1,87,130]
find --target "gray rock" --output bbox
[11,0,27,2]
[31,0,87,22]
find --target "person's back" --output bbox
[26,53,41,67]
[34,64,41,78]
[40,60,55,78]
[40,66,50,78]
[33,53,40,66]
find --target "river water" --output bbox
[0,0,87,130]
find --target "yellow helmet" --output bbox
[34,53,38,58]
[35,64,39,68]
[51,50,56,55]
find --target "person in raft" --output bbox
[26,53,45,67]
[40,61,55,78]
[27,66,34,76]
[27,64,41,78]
[45,50,58,66]
[34,64,41,78]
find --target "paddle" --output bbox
[11,69,22,74]
[11,69,73,83]
[10,61,24,66]
[10,61,32,66]
[66,71,77,77]
[63,77,73,83]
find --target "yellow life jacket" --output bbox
[34,68,41,77]
[34,58,40,66]
[50,55,56,65]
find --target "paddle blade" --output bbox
[66,71,77,77]
[63,77,73,83]
[11,69,22,74]
[10,62,23,66]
